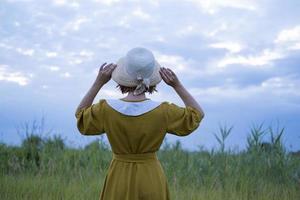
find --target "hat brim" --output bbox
[112,57,162,87]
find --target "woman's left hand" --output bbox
[96,62,117,85]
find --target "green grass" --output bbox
[1,172,299,200]
[0,173,104,200]
[1,122,300,199]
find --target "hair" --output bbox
[116,84,158,94]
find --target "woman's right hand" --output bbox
[96,62,117,85]
[159,67,182,88]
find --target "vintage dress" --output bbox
[75,98,203,200]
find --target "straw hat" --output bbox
[112,47,162,96]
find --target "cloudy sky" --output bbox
[1,0,300,151]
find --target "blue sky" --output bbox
[1,0,300,151]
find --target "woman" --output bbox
[75,47,205,200]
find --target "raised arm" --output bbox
[75,62,116,115]
[159,67,205,118]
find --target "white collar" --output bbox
[105,98,162,116]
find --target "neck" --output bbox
[125,92,147,100]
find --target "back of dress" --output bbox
[76,98,202,153]
[75,98,203,200]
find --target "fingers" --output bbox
[161,67,175,79]
[165,69,173,77]
[165,68,176,79]
[159,67,172,83]
[104,63,113,71]
[166,68,175,75]
[100,62,107,71]
[109,64,117,72]
[107,63,117,72]
[159,69,169,81]
[101,63,117,72]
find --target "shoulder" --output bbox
[88,99,107,109]
[98,99,106,105]
[96,99,110,108]
[160,101,183,109]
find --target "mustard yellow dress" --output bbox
[75,98,203,200]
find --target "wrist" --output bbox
[94,77,105,88]
[173,83,183,90]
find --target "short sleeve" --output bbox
[166,102,203,136]
[75,99,106,135]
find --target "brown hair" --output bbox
[116,84,158,94]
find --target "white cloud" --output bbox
[217,49,284,68]
[70,2,80,8]
[275,25,300,50]
[188,0,257,14]
[117,7,152,28]
[63,16,89,31]
[117,15,131,28]
[49,66,60,71]
[14,21,20,27]
[61,72,71,78]
[153,35,166,42]
[53,0,65,6]
[0,42,13,50]
[132,7,151,21]
[260,76,300,96]
[211,25,300,70]
[79,50,94,58]
[53,0,80,8]
[209,41,244,53]
[0,64,30,86]
[289,43,300,50]
[153,51,207,78]
[68,58,83,65]
[16,47,35,56]
[205,23,228,37]
[46,51,58,58]
[154,51,189,72]
[176,24,197,37]
[67,50,94,65]
[189,76,300,103]
[5,0,34,2]
[275,25,300,43]
[42,85,49,89]
[92,0,120,6]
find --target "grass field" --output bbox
[1,122,300,199]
